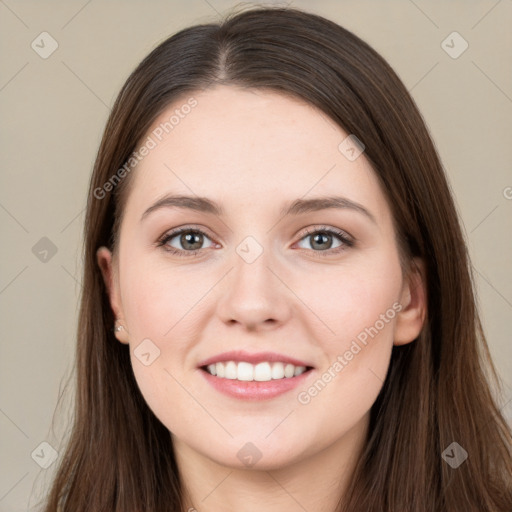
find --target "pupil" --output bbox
[182,232,203,250]
[312,233,331,250]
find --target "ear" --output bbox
[96,246,129,344]
[394,257,427,346]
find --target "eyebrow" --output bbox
[140,194,376,224]
[280,196,376,224]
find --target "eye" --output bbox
[156,225,354,258]
[295,226,354,256]
[157,227,217,256]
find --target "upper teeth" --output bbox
[206,361,307,381]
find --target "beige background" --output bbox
[0,0,511,510]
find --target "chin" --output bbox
[202,436,308,471]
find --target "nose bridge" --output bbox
[234,235,272,289]
[216,234,292,329]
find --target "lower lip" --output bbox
[199,368,313,400]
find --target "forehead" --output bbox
[123,86,389,222]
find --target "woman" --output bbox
[40,5,512,511]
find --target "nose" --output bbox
[216,240,293,331]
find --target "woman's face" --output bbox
[98,85,425,470]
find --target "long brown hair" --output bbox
[38,6,512,511]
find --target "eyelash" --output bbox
[156,225,354,258]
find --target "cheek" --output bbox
[293,249,402,406]
[120,260,217,428]
[293,279,399,444]
[129,360,206,440]
[121,258,207,341]
[298,252,403,349]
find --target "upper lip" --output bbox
[197,350,314,369]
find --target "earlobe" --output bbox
[113,323,129,344]
[96,246,129,344]
[394,258,427,346]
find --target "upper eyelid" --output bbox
[300,225,352,239]
[160,224,215,239]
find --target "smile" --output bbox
[199,362,314,400]
[204,361,309,381]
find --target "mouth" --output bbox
[200,361,314,382]
[197,352,315,400]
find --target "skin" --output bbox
[97,85,426,512]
